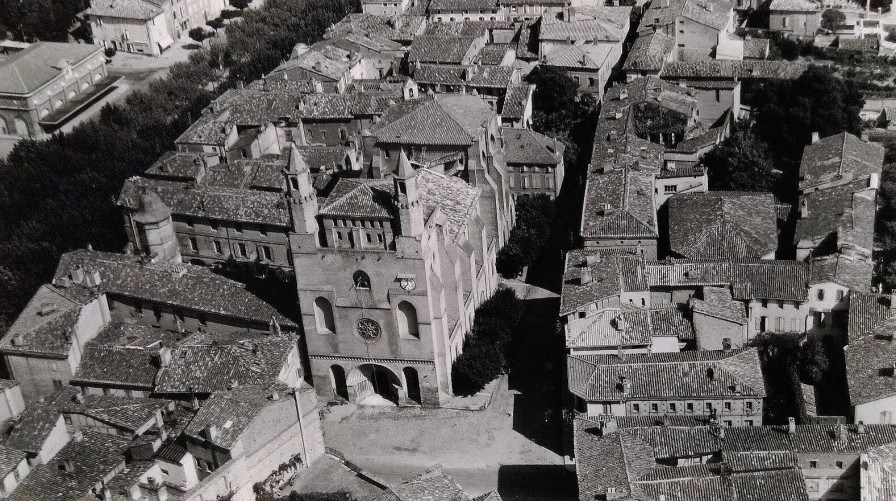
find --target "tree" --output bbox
[703,123,777,192]
[189,27,212,42]
[749,65,864,199]
[451,288,524,395]
[497,195,555,278]
[207,17,225,31]
[230,0,250,9]
[821,9,846,32]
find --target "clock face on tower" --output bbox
[357,318,381,340]
[399,277,416,291]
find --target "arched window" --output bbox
[353,270,371,289]
[313,297,335,334]
[13,118,28,137]
[403,367,421,404]
[397,301,419,339]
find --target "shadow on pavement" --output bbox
[509,310,565,456]
[497,464,577,501]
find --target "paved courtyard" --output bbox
[321,377,576,501]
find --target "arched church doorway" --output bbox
[347,364,401,405]
[403,367,421,404]
[330,365,348,401]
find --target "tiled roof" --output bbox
[668,192,778,259]
[799,132,883,192]
[582,165,659,239]
[268,43,358,81]
[409,36,480,64]
[743,38,770,59]
[690,286,747,324]
[0,284,89,358]
[808,253,872,291]
[839,36,879,52]
[566,305,694,349]
[567,348,766,401]
[429,0,499,10]
[7,430,131,501]
[372,465,492,501]
[540,7,630,43]
[175,108,234,145]
[865,441,896,494]
[502,128,564,165]
[6,404,62,455]
[85,0,163,19]
[119,174,291,227]
[645,259,810,302]
[0,42,101,95]
[769,0,820,11]
[846,326,896,406]
[413,64,515,88]
[155,332,296,394]
[543,44,611,70]
[56,392,171,433]
[0,446,25,478]
[847,291,894,342]
[576,417,896,501]
[325,14,427,44]
[319,178,396,218]
[300,93,398,120]
[476,43,515,65]
[660,60,809,80]
[72,344,161,390]
[184,384,288,449]
[373,95,495,146]
[560,250,647,315]
[623,32,675,72]
[417,168,480,240]
[794,179,876,253]
[501,83,532,120]
[53,250,296,326]
[639,0,734,33]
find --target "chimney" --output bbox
[858,421,866,434]
[270,391,281,401]
[811,131,820,144]
[73,391,84,404]
[72,430,83,442]
[38,302,58,317]
[585,254,601,266]
[191,395,200,410]
[706,367,715,381]
[619,89,628,100]
[59,458,75,473]
[799,198,809,219]
[70,267,85,284]
[787,416,796,434]
[157,346,172,367]
[600,419,618,435]
[228,379,239,390]
[580,267,593,285]
[11,333,24,346]
[203,425,218,441]
[733,383,741,394]
[85,270,102,287]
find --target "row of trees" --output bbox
[0,0,360,329]
[451,288,524,395]
[496,195,556,278]
[0,0,87,42]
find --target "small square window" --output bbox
[809,460,817,468]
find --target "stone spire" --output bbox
[393,149,424,237]
[286,143,318,234]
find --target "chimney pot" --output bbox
[787,416,796,434]
[811,131,820,144]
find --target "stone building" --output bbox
[292,149,500,407]
[0,42,108,156]
[795,132,883,263]
[502,127,565,198]
[862,442,896,501]
[568,349,766,427]
[86,0,229,56]
[768,0,822,40]
[574,417,896,501]
[637,0,737,61]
